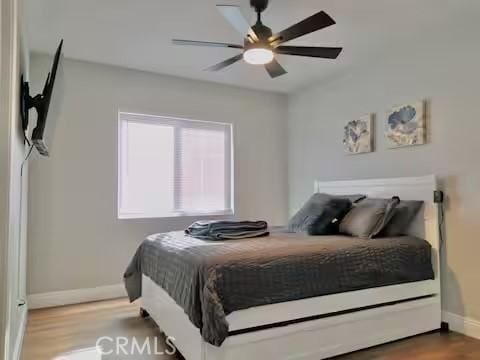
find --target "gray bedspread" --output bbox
[124,231,434,346]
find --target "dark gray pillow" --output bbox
[338,194,367,204]
[339,197,401,239]
[307,198,353,235]
[288,193,365,233]
[379,200,424,237]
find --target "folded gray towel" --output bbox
[185,220,269,240]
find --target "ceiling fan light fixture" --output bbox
[243,48,274,65]
[172,3,341,78]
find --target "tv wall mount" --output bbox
[21,39,63,156]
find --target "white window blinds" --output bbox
[118,112,233,219]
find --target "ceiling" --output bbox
[25,0,465,93]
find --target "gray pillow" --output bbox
[288,193,365,233]
[339,197,401,239]
[379,200,424,237]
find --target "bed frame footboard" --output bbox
[142,275,441,360]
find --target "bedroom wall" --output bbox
[28,55,288,295]
[287,12,480,321]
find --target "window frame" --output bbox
[117,111,234,220]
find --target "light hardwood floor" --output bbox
[22,298,480,360]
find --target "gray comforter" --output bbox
[124,231,434,346]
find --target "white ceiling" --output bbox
[25,0,466,93]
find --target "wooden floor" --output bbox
[22,298,480,360]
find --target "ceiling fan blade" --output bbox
[265,59,287,78]
[172,39,243,49]
[205,54,244,72]
[270,11,336,46]
[217,5,258,42]
[276,46,342,59]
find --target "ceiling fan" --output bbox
[172,0,342,78]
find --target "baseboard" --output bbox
[442,311,480,340]
[28,284,126,310]
[12,304,28,360]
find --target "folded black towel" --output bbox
[185,220,269,240]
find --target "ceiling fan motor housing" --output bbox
[250,22,273,43]
[250,0,269,13]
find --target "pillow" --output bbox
[339,197,401,239]
[378,200,424,237]
[339,194,367,204]
[307,198,353,235]
[287,193,365,234]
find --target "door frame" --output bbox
[0,0,20,358]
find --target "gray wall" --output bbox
[28,55,288,294]
[288,14,480,320]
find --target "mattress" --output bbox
[124,230,434,346]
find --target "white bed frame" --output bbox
[141,175,442,360]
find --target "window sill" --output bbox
[118,209,234,220]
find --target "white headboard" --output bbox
[315,175,441,283]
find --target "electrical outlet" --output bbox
[434,190,444,204]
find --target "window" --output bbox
[118,112,233,219]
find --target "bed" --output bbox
[130,175,442,360]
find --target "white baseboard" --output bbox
[443,311,480,340]
[28,284,126,310]
[12,304,28,360]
